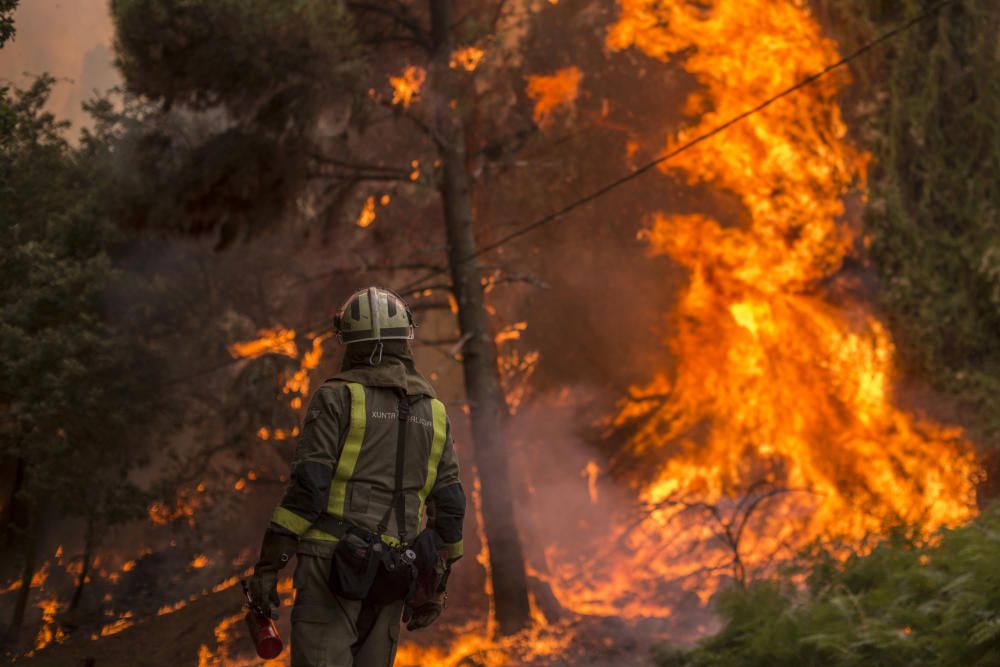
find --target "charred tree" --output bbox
[68,525,96,613]
[4,514,38,646]
[0,455,26,548]
[428,0,532,635]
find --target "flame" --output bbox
[212,576,240,593]
[564,0,983,605]
[31,597,66,653]
[526,67,582,128]
[494,321,527,345]
[190,554,211,569]
[450,46,485,72]
[227,327,297,359]
[582,461,600,504]
[395,622,575,667]
[498,349,539,415]
[355,195,376,228]
[148,487,203,527]
[230,328,330,442]
[156,599,188,616]
[99,610,135,637]
[389,65,426,108]
[197,611,244,667]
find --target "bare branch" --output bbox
[308,170,413,183]
[410,300,453,312]
[481,266,550,290]
[308,153,411,175]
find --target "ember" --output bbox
[389,65,426,108]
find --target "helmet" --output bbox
[333,286,415,344]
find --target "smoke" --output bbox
[0,0,119,135]
[511,385,721,645]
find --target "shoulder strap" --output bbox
[377,393,412,542]
[327,382,367,519]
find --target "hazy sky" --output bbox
[1,0,119,132]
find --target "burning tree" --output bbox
[574,0,982,601]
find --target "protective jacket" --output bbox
[270,340,466,561]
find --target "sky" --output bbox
[1,0,120,132]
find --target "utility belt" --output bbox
[322,393,449,607]
[323,514,446,606]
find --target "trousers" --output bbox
[291,554,404,667]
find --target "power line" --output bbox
[163,0,953,386]
[394,0,955,296]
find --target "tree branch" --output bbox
[308,153,411,175]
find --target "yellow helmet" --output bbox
[333,286,415,344]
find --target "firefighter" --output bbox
[248,286,466,666]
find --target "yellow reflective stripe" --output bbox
[417,399,448,523]
[301,527,339,542]
[445,540,464,560]
[271,506,312,536]
[327,383,366,518]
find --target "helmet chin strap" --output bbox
[368,341,384,366]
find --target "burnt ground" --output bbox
[15,586,249,667]
[16,583,688,667]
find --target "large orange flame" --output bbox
[593,0,981,594]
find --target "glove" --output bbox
[248,569,279,619]
[248,528,297,619]
[402,590,446,631]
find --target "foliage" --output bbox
[0,0,16,48]
[107,0,540,249]
[0,77,164,544]
[110,0,368,243]
[660,505,1000,667]
[113,0,360,112]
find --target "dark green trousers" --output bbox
[291,554,404,667]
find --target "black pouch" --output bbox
[368,546,417,606]
[328,528,379,600]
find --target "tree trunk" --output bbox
[4,515,38,647]
[0,454,27,548]
[68,525,95,613]
[428,0,532,636]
